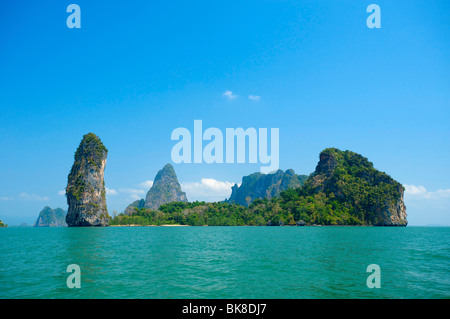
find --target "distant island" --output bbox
[0,219,6,228]
[34,206,67,227]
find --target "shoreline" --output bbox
[5,224,440,228]
[109,224,190,227]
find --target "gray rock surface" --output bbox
[144,164,188,210]
[66,133,110,226]
[225,169,308,207]
[124,164,187,214]
[34,206,67,227]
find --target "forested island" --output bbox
[34,206,67,227]
[111,148,407,227]
[59,134,407,227]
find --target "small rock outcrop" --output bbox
[65,133,110,226]
[34,206,67,227]
[296,220,306,226]
[225,169,308,207]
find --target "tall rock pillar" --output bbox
[66,133,110,226]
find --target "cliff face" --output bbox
[225,169,308,207]
[65,133,110,226]
[144,164,187,210]
[306,148,407,226]
[375,185,408,226]
[34,206,67,227]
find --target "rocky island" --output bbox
[34,206,67,227]
[65,133,110,226]
[112,148,407,227]
[300,148,407,226]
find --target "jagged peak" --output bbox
[226,168,308,207]
[144,163,188,210]
[154,163,177,182]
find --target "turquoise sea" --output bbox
[0,226,448,299]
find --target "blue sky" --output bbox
[0,1,449,226]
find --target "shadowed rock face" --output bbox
[374,186,407,226]
[34,206,67,227]
[65,133,110,226]
[144,164,188,210]
[225,169,308,207]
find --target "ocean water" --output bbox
[0,226,448,299]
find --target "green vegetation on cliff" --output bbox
[293,148,406,225]
[249,148,406,226]
[66,132,110,226]
[225,169,308,207]
[67,133,108,203]
[111,201,261,226]
[74,133,108,168]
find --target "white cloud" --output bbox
[118,188,146,195]
[248,95,260,101]
[223,90,237,100]
[58,190,65,196]
[0,196,14,201]
[404,185,427,196]
[19,193,50,201]
[181,178,235,201]
[404,184,450,200]
[105,188,118,196]
[403,184,450,226]
[139,180,153,189]
[433,189,450,199]
[101,184,150,207]
[200,178,235,192]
